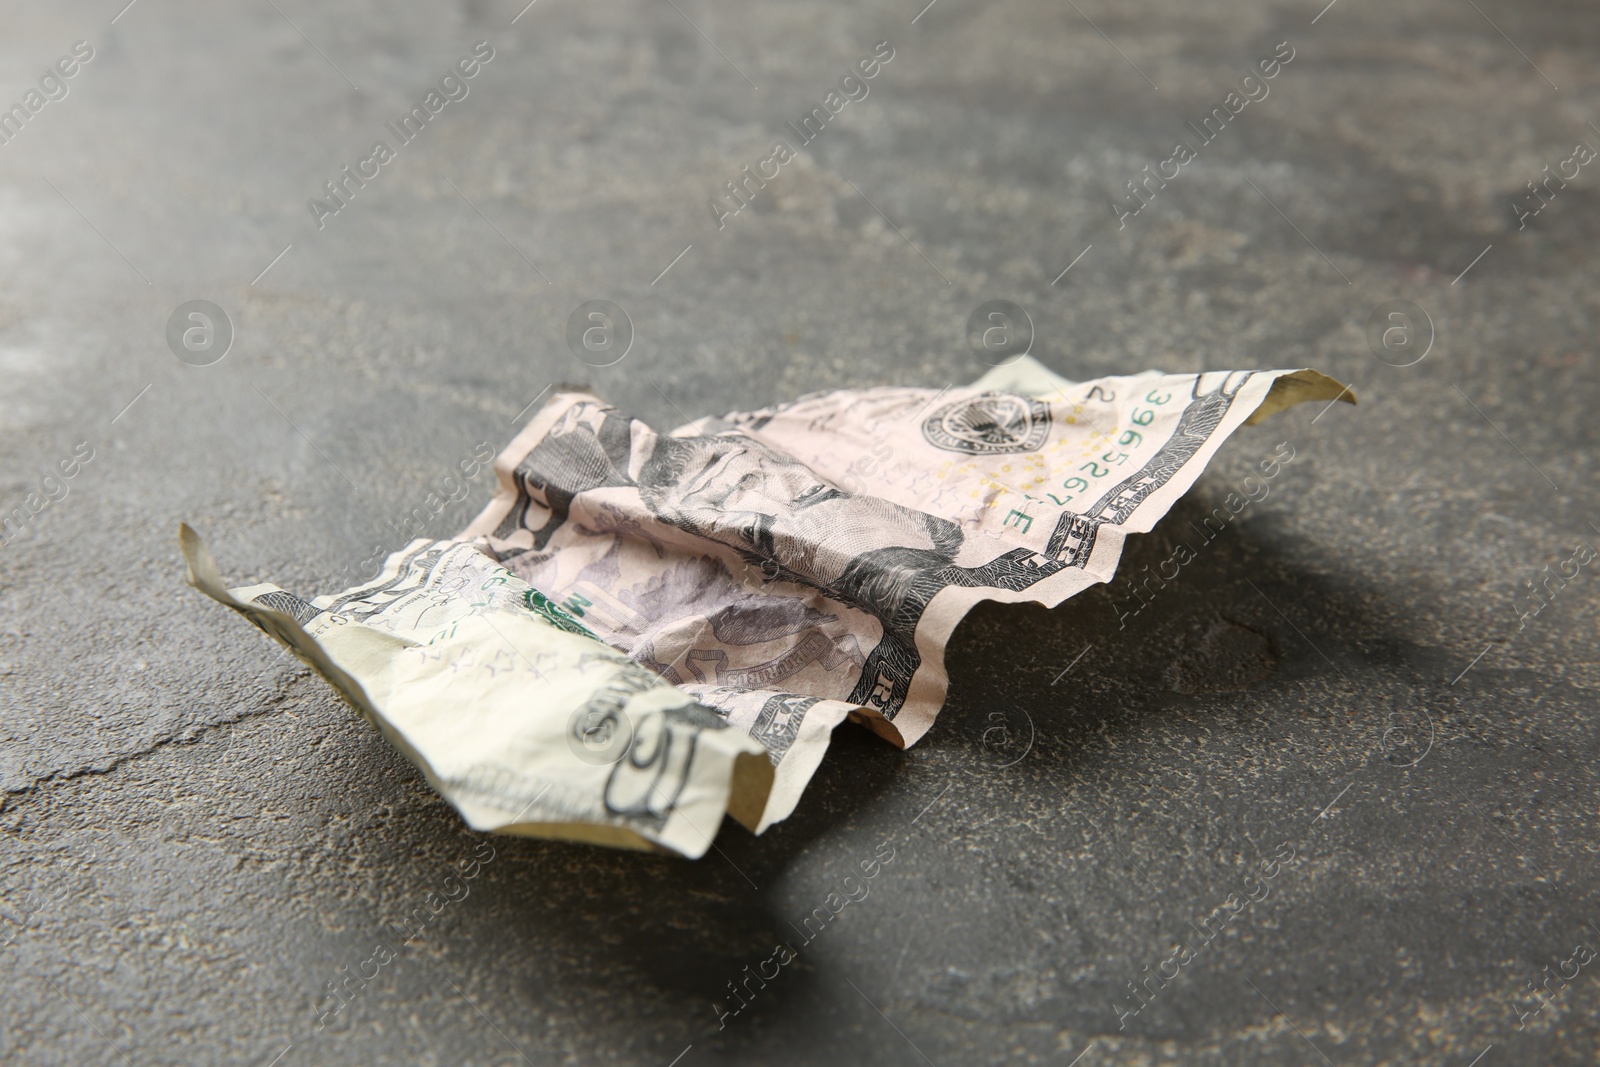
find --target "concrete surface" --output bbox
[2,0,1598,1064]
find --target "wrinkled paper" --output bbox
[181,527,774,856]
[183,356,1351,854]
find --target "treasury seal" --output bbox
[921,392,1052,455]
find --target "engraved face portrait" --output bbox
[638,433,963,627]
[491,399,973,634]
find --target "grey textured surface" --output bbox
[2,1,1598,1064]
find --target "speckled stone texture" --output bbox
[1,1,1597,1064]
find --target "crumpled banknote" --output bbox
[183,356,1351,855]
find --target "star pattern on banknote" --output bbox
[523,649,557,679]
[482,648,517,678]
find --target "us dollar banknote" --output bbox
[463,356,1352,753]
[179,525,775,856]
[183,356,1349,854]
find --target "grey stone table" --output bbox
[2,1,1596,1064]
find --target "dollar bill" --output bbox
[182,356,1350,854]
[462,357,1352,752]
[179,525,775,857]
